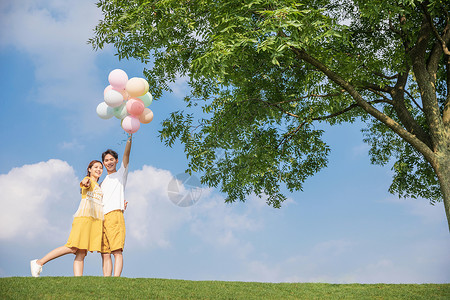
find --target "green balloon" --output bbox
[138,92,153,107]
[113,102,128,119]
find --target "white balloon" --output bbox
[104,89,124,108]
[96,102,114,119]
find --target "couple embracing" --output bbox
[30,135,132,277]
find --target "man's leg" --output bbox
[112,250,123,277]
[102,253,113,277]
[101,211,112,277]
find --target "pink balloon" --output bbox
[104,85,113,95]
[139,108,154,124]
[122,115,140,134]
[126,98,145,116]
[108,69,128,90]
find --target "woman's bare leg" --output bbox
[73,250,87,276]
[37,246,77,266]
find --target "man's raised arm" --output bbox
[123,134,132,168]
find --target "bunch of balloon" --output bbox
[96,69,154,134]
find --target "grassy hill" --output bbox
[1,277,449,299]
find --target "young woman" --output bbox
[30,160,104,277]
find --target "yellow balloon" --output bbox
[140,78,149,94]
[126,77,146,98]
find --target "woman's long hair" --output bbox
[86,160,103,177]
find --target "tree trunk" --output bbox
[435,156,450,232]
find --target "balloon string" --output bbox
[117,132,132,145]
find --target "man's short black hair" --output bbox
[102,149,118,162]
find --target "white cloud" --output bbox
[0,160,263,257]
[232,234,450,283]
[2,160,448,283]
[190,194,261,248]
[0,0,109,132]
[242,260,282,282]
[383,196,445,224]
[0,159,78,240]
[168,76,190,99]
[352,143,370,157]
[58,139,86,151]
[125,165,193,248]
[125,165,262,258]
[311,239,357,257]
[346,237,450,283]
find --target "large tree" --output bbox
[90,0,450,230]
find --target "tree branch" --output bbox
[444,62,450,126]
[391,70,433,148]
[256,99,300,118]
[371,71,399,80]
[292,47,436,164]
[276,99,388,150]
[259,95,381,121]
[277,121,307,149]
[365,88,394,104]
[389,13,411,53]
[312,100,386,121]
[404,89,424,113]
[410,15,446,153]
[388,15,405,38]
[362,83,392,94]
[274,92,344,105]
[421,2,450,56]
[420,1,450,77]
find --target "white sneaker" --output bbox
[30,259,42,277]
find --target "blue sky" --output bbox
[0,0,449,283]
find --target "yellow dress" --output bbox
[65,177,103,252]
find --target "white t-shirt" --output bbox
[101,162,128,215]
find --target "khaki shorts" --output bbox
[101,210,125,253]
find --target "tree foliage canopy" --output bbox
[90,0,450,228]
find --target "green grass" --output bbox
[1,277,449,299]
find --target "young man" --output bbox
[100,134,132,277]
